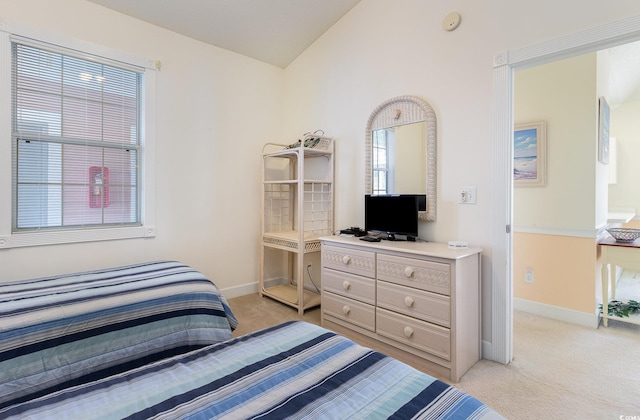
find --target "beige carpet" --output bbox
[228,294,640,419]
[456,312,640,419]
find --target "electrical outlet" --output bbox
[459,187,477,204]
[524,267,534,284]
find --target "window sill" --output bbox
[0,225,155,249]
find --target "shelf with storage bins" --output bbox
[260,135,334,314]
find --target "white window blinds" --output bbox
[12,40,143,231]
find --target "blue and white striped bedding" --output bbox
[0,261,238,410]
[1,321,503,419]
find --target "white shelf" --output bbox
[263,139,333,159]
[262,231,322,253]
[264,230,319,240]
[261,283,321,310]
[264,148,332,159]
[260,136,334,315]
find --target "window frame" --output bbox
[0,20,156,249]
[372,128,396,195]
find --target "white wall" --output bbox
[0,0,284,293]
[283,0,640,341]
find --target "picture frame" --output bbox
[598,96,610,164]
[514,121,546,187]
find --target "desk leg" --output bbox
[611,264,617,300]
[601,263,609,327]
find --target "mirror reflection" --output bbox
[372,122,426,195]
[365,95,436,221]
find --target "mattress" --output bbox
[0,261,238,409]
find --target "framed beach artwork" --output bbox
[514,121,546,187]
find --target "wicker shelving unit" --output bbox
[260,136,334,315]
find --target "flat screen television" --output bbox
[364,194,422,241]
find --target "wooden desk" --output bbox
[600,237,640,327]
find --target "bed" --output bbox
[0,261,238,409]
[0,262,503,419]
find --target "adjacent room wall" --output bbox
[514,233,597,313]
[513,53,600,321]
[514,54,598,231]
[610,100,640,213]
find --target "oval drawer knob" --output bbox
[404,266,415,278]
[342,305,351,315]
[403,326,414,338]
[342,255,352,265]
[404,296,415,307]
[342,280,352,290]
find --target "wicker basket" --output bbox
[606,228,640,243]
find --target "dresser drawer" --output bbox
[323,268,375,305]
[377,280,450,328]
[323,292,375,332]
[377,254,450,295]
[376,308,450,360]
[322,245,376,278]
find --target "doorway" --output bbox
[490,14,640,364]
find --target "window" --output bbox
[372,128,395,194]
[0,25,156,248]
[13,42,141,231]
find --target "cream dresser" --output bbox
[320,235,481,382]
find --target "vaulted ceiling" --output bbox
[87,0,361,68]
[87,0,640,104]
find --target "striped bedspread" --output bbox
[1,321,503,419]
[0,261,238,410]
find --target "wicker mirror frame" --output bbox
[365,95,437,221]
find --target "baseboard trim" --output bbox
[221,278,320,300]
[220,278,317,299]
[221,282,258,299]
[514,298,599,328]
[221,278,280,299]
[481,340,493,362]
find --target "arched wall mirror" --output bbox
[365,95,437,221]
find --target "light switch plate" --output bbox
[459,187,477,204]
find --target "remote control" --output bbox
[360,236,381,242]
